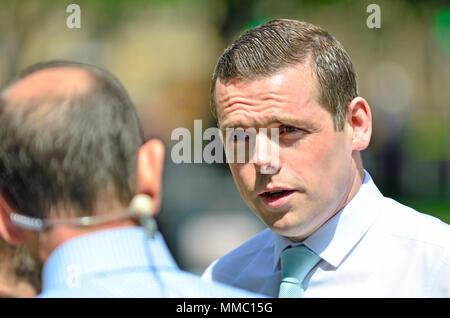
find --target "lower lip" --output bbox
[259,190,295,208]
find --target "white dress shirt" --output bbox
[202,171,450,297]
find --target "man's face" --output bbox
[215,63,356,241]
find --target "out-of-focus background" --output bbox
[0,0,449,275]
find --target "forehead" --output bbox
[215,63,321,129]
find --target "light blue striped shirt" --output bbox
[38,226,262,297]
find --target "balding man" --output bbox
[0,60,261,297]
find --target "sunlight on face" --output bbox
[216,63,356,241]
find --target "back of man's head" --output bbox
[0,61,144,220]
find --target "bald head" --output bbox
[0,61,144,220]
[4,67,92,105]
[2,67,95,130]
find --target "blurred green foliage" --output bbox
[433,7,450,57]
[405,199,450,224]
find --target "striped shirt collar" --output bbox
[41,226,178,291]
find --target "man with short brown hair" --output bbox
[203,19,450,297]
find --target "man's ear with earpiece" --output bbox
[135,139,165,216]
[0,194,24,246]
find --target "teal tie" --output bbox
[278,245,321,298]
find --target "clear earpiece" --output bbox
[130,194,157,238]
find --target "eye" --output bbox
[280,125,300,134]
[277,125,308,140]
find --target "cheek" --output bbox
[229,163,256,195]
[311,132,353,195]
[317,135,346,169]
[326,131,352,167]
[282,131,350,188]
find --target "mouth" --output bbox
[258,189,295,208]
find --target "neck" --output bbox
[34,219,137,263]
[336,152,365,215]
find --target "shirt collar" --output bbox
[41,226,178,291]
[273,170,383,269]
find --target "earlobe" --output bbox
[135,139,165,215]
[0,195,24,246]
[348,97,372,152]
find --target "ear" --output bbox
[347,97,372,152]
[0,194,24,246]
[135,139,165,216]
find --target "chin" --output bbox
[270,220,304,240]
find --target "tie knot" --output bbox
[281,277,300,284]
[280,245,321,284]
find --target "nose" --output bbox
[251,129,280,175]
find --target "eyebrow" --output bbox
[220,116,317,131]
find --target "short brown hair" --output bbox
[210,19,358,130]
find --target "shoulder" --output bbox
[203,228,275,282]
[38,270,263,298]
[38,287,112,298]
[370,197,450,296]
[373,196,450,250]
[168,270,264,298]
